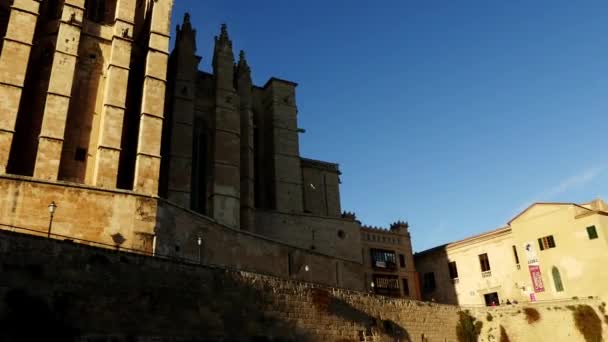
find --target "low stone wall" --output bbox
[0,174,158,251]
[156,200,365,291]
[0,230,460,341]
[466,298,607,342]
[0,175,365,291]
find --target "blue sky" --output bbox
[171,1,608,252]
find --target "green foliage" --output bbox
[486,313,493,322]
[572,305,602,342]
[523,307,540,324]
[499,325,511,342]
[456,310,483,342]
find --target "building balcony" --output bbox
[481,270,492,278]
[372,260,398,272]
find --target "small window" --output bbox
[337,230,346,239]
[74,147,87,161]
[479,253,491,272]
[448,261,459,279]
[587,226,598,240]
[399,254,405,268]
[423,272,436,291]
[402,278,410,296]
[512,245,520,265]
[538,235,556,251]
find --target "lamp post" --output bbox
[370,281,375,294]
[197,234,203,264]
[47,201,57,238]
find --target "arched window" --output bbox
[552,266,564,292]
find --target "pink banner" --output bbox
[529,265,545,293]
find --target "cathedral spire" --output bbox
[236,50,250,74]
[175,12,196,53]
[213,23,235,81]
[215,23,233,49]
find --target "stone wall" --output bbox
[0,174,158,251]
[254,209,362,263]
[0,229,460,341]
[467,298,607,342]
[155,200,364,290]
[0,175,364,291]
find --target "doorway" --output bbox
[484,292,500,306]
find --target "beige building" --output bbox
[0,3,418,293]
[359,220,420,299]
[415,199,608,306]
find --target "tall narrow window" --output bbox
[512,245,520,265]
[479,253,491,272]
[587,226,598,240]
[84,0,115,24]
[85,0,105,22]
[552,266,564,292]
[399,254,405,268]
[191,118,208,214]
[448,261,459,279]
[402,278,410,296]
[423,272,436,291]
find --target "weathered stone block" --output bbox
[0,84,22,130]
[141,77,166,117]
[4,8,37,44]
[0,40,32,86]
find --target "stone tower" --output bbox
[0,0,173,196]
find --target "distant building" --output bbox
[360,221,420,298]
[415,199,608,305]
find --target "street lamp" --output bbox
[47,201,57,238]
[304,265,310,272]
[370,281,375,294]
[197,234,203,264]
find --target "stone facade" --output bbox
[415,199,608,306]
[360,221,420,299]
[0,4,419,293]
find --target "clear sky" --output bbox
[170,1,608,252]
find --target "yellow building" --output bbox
[414,199,608,306]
